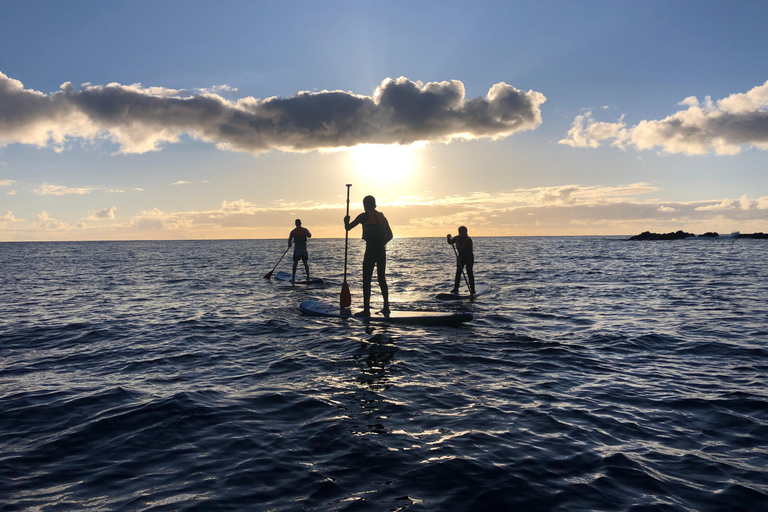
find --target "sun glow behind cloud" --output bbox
[344,143,422,192]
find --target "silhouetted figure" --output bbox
[447,226,475,295]
[344,195,393,316]
[288,219,312,282]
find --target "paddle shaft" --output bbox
[343,184,351,280]
[340,184,352,308]
[265,245,291,278]
[451,242,475,300]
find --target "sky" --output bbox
[1,0,767,241]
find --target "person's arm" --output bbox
[384,218,393,242]
[344,212,366,231]
[306,229,312,238]
[447,234,456,244]
[288,230,294,247]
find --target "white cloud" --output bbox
[695,199,737,211]
[559,112,627,149]
[0,71,546,155]
[4,184,768,240]
[7,190,16,195]
[561,80,768,155]
[83,206,117,220]
[172,180,192,185]
[31,211,67,230]
[0,179,14,186]
[694,195,760,212]
[1,211,23,223]
[34,183,93,195]
[740,194,753,211]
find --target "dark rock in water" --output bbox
[698,232,719,237]
[628,230,696,241]
[734,232,768,239]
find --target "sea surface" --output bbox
[1,236,767,511]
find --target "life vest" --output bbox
[291,227,309,251]
[454,235,473,258]
[362,210,389,242]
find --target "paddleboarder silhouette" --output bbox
[288,219,312,282]
[344,195,393,317]
[447,225,475,296]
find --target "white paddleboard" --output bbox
[299,301,472,326]
[435,282,491,300]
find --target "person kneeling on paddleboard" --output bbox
[447,226,476,295]
[289,219,312,283]
[344,195,393,316]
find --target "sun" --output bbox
[346,143,419,186]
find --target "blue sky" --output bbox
[1,0,767,240]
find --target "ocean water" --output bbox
[1,236,767,511]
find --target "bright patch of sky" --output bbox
[1,0,767,240]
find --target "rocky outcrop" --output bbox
[628,230,696,241]
[628,231,767,240]
[734,232,768,239]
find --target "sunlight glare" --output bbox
[346,144,418,185]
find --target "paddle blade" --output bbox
[264,271,273,279]
[340,281,351,308]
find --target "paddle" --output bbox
[264,245,291,279]
[451,242,476,301]
[340,184,352,308]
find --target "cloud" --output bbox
[1,211,23,223]
[4,185,768,240]
[34,183,93,195]
[31,210,67,230]
[0,179,14,186]
[559,112,627,149]
[0,71,546,155]
[560,80,768,155]
[83,206,117,220]
[172,180,192,185]
[694,194,767,211]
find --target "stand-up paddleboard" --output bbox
[436,282,491,300]
[274,271,325,285]
[300,301,472,326]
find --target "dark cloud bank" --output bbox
[0,72,546,154]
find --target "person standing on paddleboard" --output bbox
[344,195,393,316]
[288,219,312,283]
[447,226,476,295]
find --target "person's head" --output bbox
[363,195,376,210]
[458,226,468,236]
[295,219,302,227]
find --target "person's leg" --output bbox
[466,259,475,294]
[292,255,298,281]
[359,247,375,314]
[302,254,310,280]
[375,245,389,311]
[453,262,462,293]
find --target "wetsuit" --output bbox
[347,209,393,311]
[449,234,475,294]
[289,227,311,262]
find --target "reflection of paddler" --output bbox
[344,195,394,316]
[288,219,312,282]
